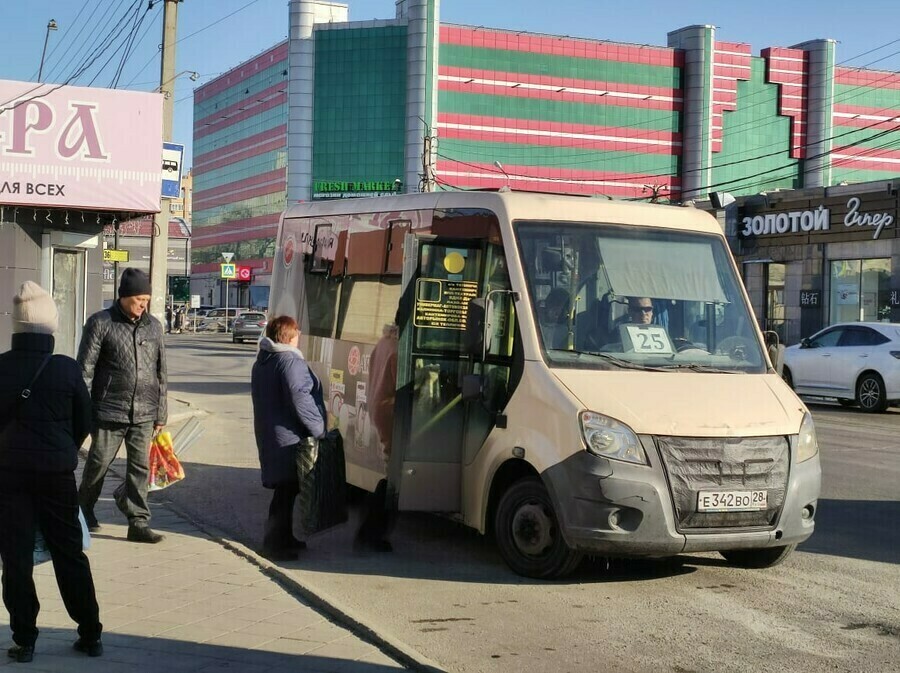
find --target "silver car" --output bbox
[232,312,268,343]
[783,321,900,412]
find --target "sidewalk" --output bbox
[0,467,406,672]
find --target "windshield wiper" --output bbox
[547,349,666,371]
[657,363,745,374]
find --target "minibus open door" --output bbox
[387,234,485,513]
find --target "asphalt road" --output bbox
[158,334,900,673]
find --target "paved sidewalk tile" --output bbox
[0,473,407,673]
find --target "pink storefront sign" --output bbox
[0,80,163,212]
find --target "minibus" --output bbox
[268,191,821,578]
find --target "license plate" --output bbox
[697,490,767,512]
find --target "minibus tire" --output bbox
[782,367,793,389]
[720,544,796,569]
[494,477,583,579]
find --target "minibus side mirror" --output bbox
[773,344,785,375]
[465,298,486,357]
[762,330,784,374]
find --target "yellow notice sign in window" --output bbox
[103,249,129,263]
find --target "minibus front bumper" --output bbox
[541,440,820,557]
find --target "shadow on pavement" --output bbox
[3,628,403,672]
[145,461,696,587]
[798,499,899,565]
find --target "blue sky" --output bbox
[3,0,899,168]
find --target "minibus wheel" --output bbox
[495,477,582,579]
[781,367,793,389]
[720,544,796,569]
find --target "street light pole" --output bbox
[38,19,57,82]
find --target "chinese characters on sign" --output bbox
[799,290,821,309]
[890,290,900,308]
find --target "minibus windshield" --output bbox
[516,222,766,373]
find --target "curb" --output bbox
[159,498,447,673]
[92,402,445,670]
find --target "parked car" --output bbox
[197,308,242,332]
[782,322,900,412]
[187,305,216,317]
[232,312,268,343]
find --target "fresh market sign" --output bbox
[741,197,895,240]
[312,180,401,199]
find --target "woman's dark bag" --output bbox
[296,429,348,535]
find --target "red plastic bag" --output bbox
[148,431,185,491]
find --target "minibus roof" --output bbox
[282,191,723,236]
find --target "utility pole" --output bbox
[149,0,180,325]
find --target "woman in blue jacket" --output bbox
[250,315,325,561]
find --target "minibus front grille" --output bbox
[655,435,789,530]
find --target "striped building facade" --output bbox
[190,42,290,304]
[189,0,900,298]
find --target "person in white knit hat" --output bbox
[0,282,103,662]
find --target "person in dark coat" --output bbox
[250,315,325,561]
[354,317,399,553]
[77,268,167,544]
[0,282,103,662]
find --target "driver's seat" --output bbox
[575,292,613,351]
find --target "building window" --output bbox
[765,262,786,342]
[829,258,892,324]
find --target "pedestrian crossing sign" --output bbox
[220,263,236,279]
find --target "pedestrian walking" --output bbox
[0,282,103,662]
[174,306,186,334]
[77,268,167,544]
[250,315,326,561]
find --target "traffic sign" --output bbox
[103,249,129,263]
[168,275,190,302]
[236,266,251,282]
[161,142,184,198]
[220,263,236,279]
[221,252,234,263]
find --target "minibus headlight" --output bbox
[797,412,818,463]
[580,411,647,465]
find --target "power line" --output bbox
[112,2,154,87]
[36,0,105,82]
[87,1,145,86]
[51,0,141,87]
[124,0,264,89]
[0,0,144,114]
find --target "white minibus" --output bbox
[268,191,821,578]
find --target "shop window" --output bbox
[829,258,891,324]
[765,263,786,342]
[52,249,85,358]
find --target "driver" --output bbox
[622,296,654,325]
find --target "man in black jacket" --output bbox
[0,282,103,662]
[77,268,167,544]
